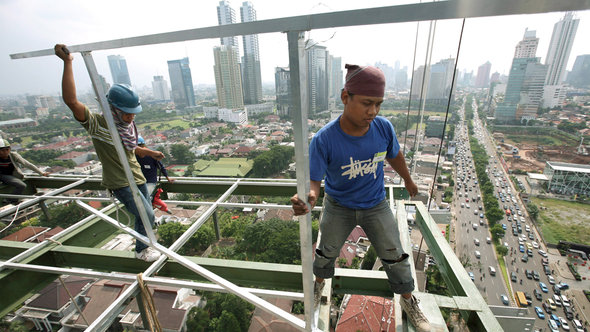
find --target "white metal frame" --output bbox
[9,1,590,331]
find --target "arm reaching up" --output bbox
[55,44,86,122]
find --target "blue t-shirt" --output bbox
[309,116,400,209]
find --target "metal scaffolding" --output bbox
[5,1,590,331]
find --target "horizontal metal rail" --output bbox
[3,262,304,301]
[0,177,88,219]
[10,0,590,59]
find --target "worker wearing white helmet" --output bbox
[0,138,49,204]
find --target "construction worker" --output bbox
[55,44,164,262]
[0,138,49,204]
[136,136,174,195]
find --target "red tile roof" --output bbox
[347,226,367,243]
[27,276,94,312]
[339,243,359,267]
[336,295,395,332]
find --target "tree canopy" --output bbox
[169,144,194,164]
[249,145,294,178]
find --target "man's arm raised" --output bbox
[55,44,86,122]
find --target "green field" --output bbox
[138,119,190,131]
[531,197,590,245]
[505,134,568,146]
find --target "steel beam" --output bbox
[0,177,88,219]
[10,0,590,59]
[288,30,316,331]
[413,202,503,331]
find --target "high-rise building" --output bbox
[217,1,238,47]
[330,56,343,100]
[107,55,131,86]
[514,29,539,59]
[495,30,546,122]
[306,42,329,114]
[426,58,455,102]
[410,65,428,100]
[275,67,291,116]
[567,54,590,88]
[543,12,579,108]
[214,45,244,109]
[475,61,492,88]
[545,12,579,86]
[395,66,408,90]
[490,72,501,84]
[167,57,195,108]
[152,76,170,101]
[240,1,262,105]
[375,62,395,89]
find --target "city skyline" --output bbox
[1,1,590,96]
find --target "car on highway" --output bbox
[538,249,548,257]
[474,238,480,246]
[525,269,533,279]
[544,265,551,275]
[468,272,474,281]
[564,306,574,320]
[542,257,549,266]
[519,244,525,253]
[540,282,549,293]
[488,266,496,276]
[527,248,534,257]
[548,275,555,284]
[552,284,561,295]
[501,294,509,305]
[532,270,540,281]
[553,294,562,307]
[534,288,542,301]
[502,223,507,230]
[548,319,558,331]
[474,250,481,259]
[511,271,517,282]
[532,241,539,249]
[558,317,570,331]
[535,306,545,319]
[546,298,556,310]
[522,255,529,263]
[542,302,552,314]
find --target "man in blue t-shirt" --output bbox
[291,64,430,331]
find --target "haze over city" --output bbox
[1,0,590,96]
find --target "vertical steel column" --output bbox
[80,52,156,245]
[287,31,315,331]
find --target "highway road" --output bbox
[471,106,559,331]
[452,104,508,307]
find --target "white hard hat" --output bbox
[0,139,9,148]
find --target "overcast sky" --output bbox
[1,0,590,97]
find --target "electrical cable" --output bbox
[417,18,467,267]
